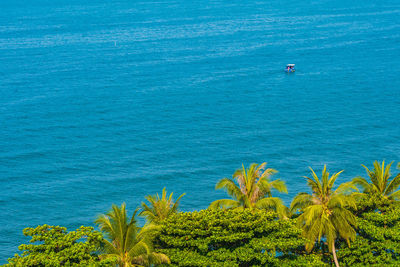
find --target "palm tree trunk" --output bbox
[331,241,340,267]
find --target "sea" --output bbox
[1,0,400,262]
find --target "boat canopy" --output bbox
[287,64,295,67]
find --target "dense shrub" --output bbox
[154,209,325,266]
[6,225,114,266]
[338,205,400,266]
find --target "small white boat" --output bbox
[285,64,295,73]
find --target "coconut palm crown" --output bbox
[95,203,170,267]
[209,162,288,217]
[140,188,185,224]
[352,160,400,201]
[290,165,357,267]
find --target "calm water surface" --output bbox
[1,0,400,261]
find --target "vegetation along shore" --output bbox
[5,160,400,266]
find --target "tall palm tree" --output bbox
[290,166,357,267]
[352,160,400,201]
[95,203,170,267]
[209,162,288,218]
[140,188,185,224]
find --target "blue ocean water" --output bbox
[1,0,400,261]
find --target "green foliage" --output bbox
[95,203,170,266]
[154,209,325,266]
[6,161,400,266]
[140,187,185,224]
[209,163,288,218]
[5,225,113,267]
[338,205,400,266]
[290,165,357,267]
[351,192,392,215]
[352,160,400,202]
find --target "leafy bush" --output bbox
[155,209,325,266]
[6,225,114,266]
[338,205,400,266]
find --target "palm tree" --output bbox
[290,165,357,267]
[140,188,185,224]
[95,203,170,267]
[352,160,400,201]
[209,162,288,218]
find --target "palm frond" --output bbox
[290,192,313,212]
[295,165,357,256]
[213,163,285,210]
[334,181,358,195]
[96,203,164,267]
[351,176,371,193]
[137,224,162,241]
[328,170,344,193]
[302,205,324,227]
[364,162,382,192]
[95,215,114,240]
[255,197,288,218]
[328,194,357,210]
[111,203,127,251]
[385,173,400,196]
[269,179,288,194]
[148,252,171,265]
[308,166,322,194]
[140,188,185,224]
[389,189,400,201]
[170,192,186,214]
[330,207,356,246]
[209,199,241,210]
[133,252,170,266]
[216,177,243,201]
[139,204,156,222]
[101,239,120,256]
[127,239,151,259]
[260,163,277,179]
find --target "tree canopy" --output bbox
[95,203,170,266]
[6,161,400,266]
[209,163,288,218]
[154,209,325,266]
[352,160,400,202]
[290,165,357,267]
[140,187,185,224]
[6,225,113,266]
[338,204,400,266]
